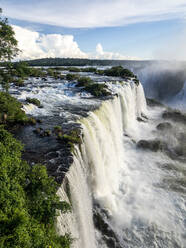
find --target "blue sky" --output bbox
[1,0,186,60]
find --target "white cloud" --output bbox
[2,0,186,28]
[13,25,87,60]
[13,25,138,60]
[95,43,139,60]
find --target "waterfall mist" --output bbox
[57,82,186,247]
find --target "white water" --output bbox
[57,148,97,248]
[57,82,186,247]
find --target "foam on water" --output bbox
[57,82,186,247]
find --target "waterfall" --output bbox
[57,82,148,247]
[57,148,97,248]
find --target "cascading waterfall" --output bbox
[57,148,97,248]
[57,82,146,246]
[57,81,185,247]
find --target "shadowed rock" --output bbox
[137,139,166,152]
[156,122,172,131]
[162,110,186,123]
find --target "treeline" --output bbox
[22,57,151,68]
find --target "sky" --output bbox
[1,0,186,60]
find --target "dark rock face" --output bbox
[156,122,172,131]
[137,139,166,152]
[162,110,186,123]
[93,205,122,248]
[14,116,81,184]
[146,98,165,107]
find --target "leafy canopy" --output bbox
[0,8,19,61]
[0,126,71,248]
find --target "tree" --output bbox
[0,8,19,91]
[0,8,19,61]
[0,127,71,248]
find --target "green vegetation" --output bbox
[24,57,145,67]
[75,76,111,97]
[68,67,81,72]
[81,67,97,73]
[0,10,72,247]
[54,126,62,132]
[13,62,32,78]
[133,78,139,85]
[96,69,105,75]
[85,83,110,97]
[26,97,41,107]
[0,92,28,124]
[28,67,46,78]
[66,73,79,81]
[0,126,71,248]
[58,129,81,152]
[76,76,93,87]
[13,78,25,87]
[0,9,19,61]
[104,66,135,78]
[0,9,19,91]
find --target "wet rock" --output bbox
[173,146,184,157]
[162,110,186,123]
[137,139,166,152]
[29,117,37,125]
[141,113,148,120]
[37,119,42,123]
[137,117,147,122]
[45,151,59,160]
[156,122,172,131]
[146,98,165,107]
[47,163,59,173]
[93,208,121,248]
[33,128,42,135]
[42,129,52,137]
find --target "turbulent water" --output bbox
[11,70,185,247]
[57,82,186,248]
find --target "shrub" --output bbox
[68,67,81,72]
[60,134,81,145]
[76,76,93,87]
[13,62,32,78]
[104,66,135,78]
[96,70,105,75]
[29,68,46,77]
[58,129,81,152]
[84,83,111,97]
[81,67,97,73]
[66,73,79,81]
[0,127,72,248]
[0,92,28,124]
[26,97,41,107]
[54,126,62,132]
[13,78,25,87]
[47,68,55,77]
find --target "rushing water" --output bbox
[57,82,186,248]
[13,73,185,247]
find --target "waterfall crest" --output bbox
[57,82,147,247]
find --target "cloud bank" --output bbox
[2,0,186,28]
[13,25,87,60]
[13,25,137,60]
